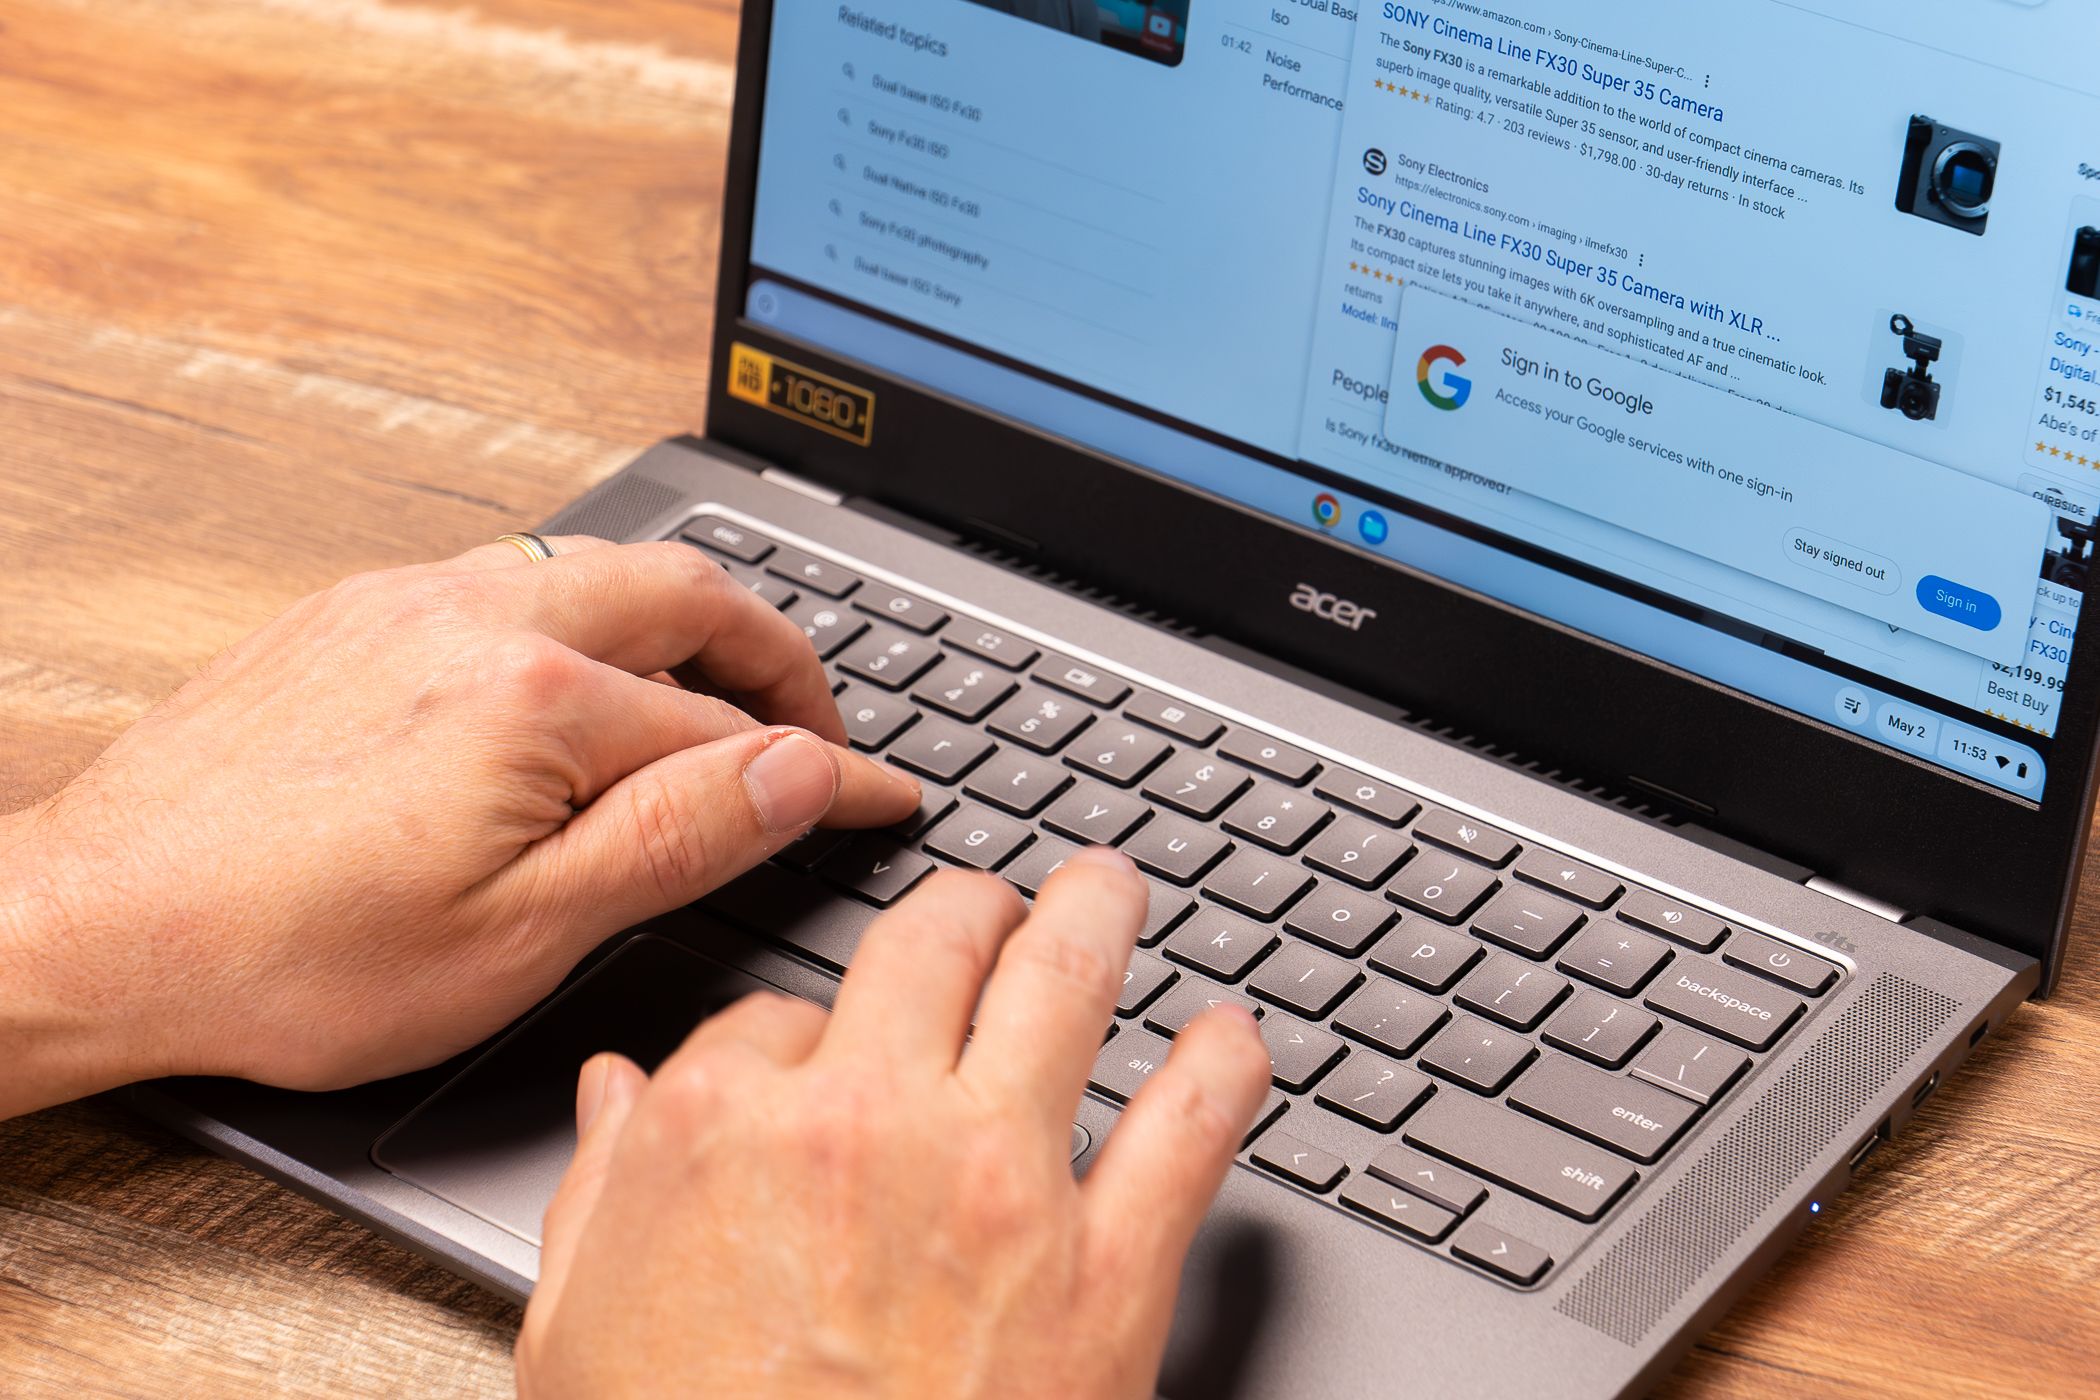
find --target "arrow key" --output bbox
[1252,1131,1347,1192]
[1366,1143,1487,1215]
[1451,1219,1552,1285]
[1340,1177,1459,1241]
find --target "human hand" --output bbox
[515,852,1272,1400]
[0,535,919,1113]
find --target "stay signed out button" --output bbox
[1782,528,1898,595]
[1915,575,2003,632]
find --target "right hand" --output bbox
[516,851,1273,1399]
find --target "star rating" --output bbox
[2035,440,2097,467]
[1345,260,1401,284]
[1372,79,1431,101]
[1982,707,2052,737]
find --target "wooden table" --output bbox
[1,2,2095,1395]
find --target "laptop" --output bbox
[135,0,2100,1393]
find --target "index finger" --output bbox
[488,540,846,745]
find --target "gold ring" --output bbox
[495,532,554,564]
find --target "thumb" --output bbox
[532,1051,647,1317]
[503,725,915,946]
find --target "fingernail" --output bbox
[1067,845,1137,876]
[1213,1004,1261,1035]
[743,730,839,834]
[577,1054,612,1134]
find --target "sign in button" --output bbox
[1915,576,2003,633]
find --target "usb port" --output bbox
[1848,1134,1882,1171]
[1912,1071,1941,1109]
[1969,1020,1989,1049]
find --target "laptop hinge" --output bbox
[1804,875,1908,924]
[759,466,845,506]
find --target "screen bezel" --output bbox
[702,0,2096,989]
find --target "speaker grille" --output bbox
[1555,974,1956,1344]
[538,474,685,542]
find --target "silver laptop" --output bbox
[137,0,2100,1393]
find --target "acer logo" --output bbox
[1290,583,1378,631]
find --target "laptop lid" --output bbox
[703,0,2100,989]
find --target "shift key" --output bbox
[1644,958,1805,1050]
[1402,1091,1637,1222]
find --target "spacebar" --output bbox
[1402,1091,1638,1222]
[700,864,875,973]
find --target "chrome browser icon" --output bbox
[1417,345,1471,411]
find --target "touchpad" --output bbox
[372,935,782,1247]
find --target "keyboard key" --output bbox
[1042,779,1151,845]
[1513,850,1623,909]
[1243,1089,1289,1148]
[1282,882,1393,956]
[1366,1145,1486,1215]
[885,717,993,784]
[1340,1178,1458,1241]
[948,625,1039,671]
[1510,1054,1701,1164]
[1316,1052,1433,1132]
[1302,815,1414,888]
[1139,881,1196,946]
[786,596,868,659]
[1006,836,1082,896]
[1367,924,1484,993]
[1453,952,1569,1031]
[1332,978,1447,1057]
[744,573,799,610]
[1140,751,1251,820]
[1470,888,1585,959]
[888,784,957,840]
[1413,808,1520,867]
[924,805,1033,871]
[1259,1014,1347,1092]
[1218,728,1321,784]
[1419,1015,1536,1094]
[775,826,848,873]
[1089,1029,1170,1103]
[1162,908,1278,982]
[1541,990,1659,1069]
[1386,854,1499,923]
[912,655,1017,722]
[1246,942,1362,1019]
[836,684,918,750]
[1222,782,1331,854]
[1401,1091,1637,1222]
[1617,889,1729,952]
[1117,949,1178,1018]
[1064,721,1172,787]
[766,548,860,598]
[816,835,934,907]
[1123,813,1232,884]
[1723,931,1840,995]
[1643,958,1804,1050]
[1202,846,1313,921]
[853,588,947,633]
[1032,655,1131,707]
[962,746,1072,817]
[1556,921,1672,995]
[1144,980,1261,1037]
[987,687,1094,754]
[1253,1131,1346,1192]
[835,627,942,689]
[1124,691,1225,744]
[680,516,773,562]
[1628,1025,1751,1104]
[1450,1219,1552,1285]
[1314,768,1420,826]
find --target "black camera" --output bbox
[2044,514,2100,592]
[2071,226,2100,299]
[1879,313,1943,421]
[1895,116,1998,236]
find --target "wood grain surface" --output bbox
[1,1,2095,1396]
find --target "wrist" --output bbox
[0,795,174,1116]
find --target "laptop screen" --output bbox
[743,0,2099,801]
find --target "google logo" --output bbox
[1417,345,1472,411]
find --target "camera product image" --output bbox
[1895,115,1998,235]
[2044,515,2099,592]
[1879,314,1943,421]
[2071,226,2100,299]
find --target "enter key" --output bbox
[1508,1054,1702,1163]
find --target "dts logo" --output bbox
[1417,345,1471,410]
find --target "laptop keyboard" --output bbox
[678,515,1844,1287]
